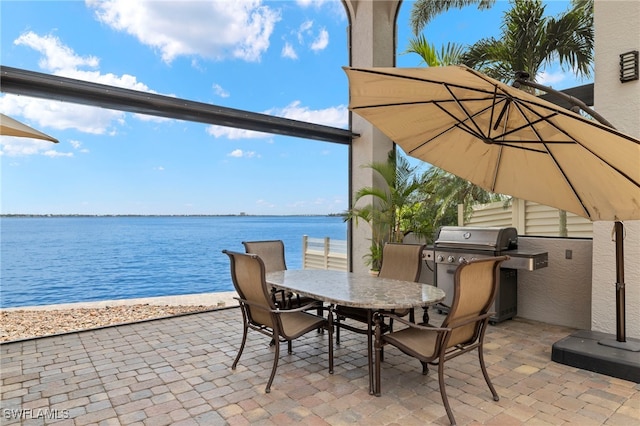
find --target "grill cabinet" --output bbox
[430,226,520,323]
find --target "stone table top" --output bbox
[266,269,445,310]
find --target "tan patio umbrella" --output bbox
[344,65,640,348]
[0,113,58,143]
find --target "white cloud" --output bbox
[14,32,99,71]
[228,149,259,158]
[0,136,69,157]
[285,18,329,56]
[281,42,298,59]
[43,150,73,158]
[537,70,567,87]
[296,0,346,20]
[297,20,314,44]
[86,0,281,63]
[2,31,175,147]
[213,84,230,98]
[207,101,348,140]
[310,28,329,51]
[1,92,124,135]
[70,140,90,153]
[209,126,272,140]
[265,101,348,128]
[256,199,275,208]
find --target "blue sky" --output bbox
[0,0,586,215]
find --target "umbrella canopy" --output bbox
[0,113,58,143]
[344,65,640,222]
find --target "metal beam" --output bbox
[1,66,356,145]
[539,83,594,109]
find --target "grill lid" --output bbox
[434,226,518,251]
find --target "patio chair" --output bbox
[334,243,425,344]
[222,250,334,393]
[242,240,320,310]
[373,255,508,425]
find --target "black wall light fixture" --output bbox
[619,50,639,83]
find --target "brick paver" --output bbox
[1,307,639,425]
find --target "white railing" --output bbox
[302,235,348,271]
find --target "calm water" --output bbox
[0,216,347,308]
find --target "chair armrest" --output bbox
[234,296,324,315]
[278,300,325,313]
[446,312,493,329]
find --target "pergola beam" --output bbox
[0,66,356,145]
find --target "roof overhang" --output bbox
[539,83,594,108]
[0,66,356,145]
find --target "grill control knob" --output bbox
[459,257,466,263]
[436,255,444,262]
[447,256,455,263]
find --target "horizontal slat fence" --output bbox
[464,198,593,237]
[302,236,348,271]
[302,200,592,272]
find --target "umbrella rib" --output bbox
[443,84,488,139]
[511,96,640,212]
[508,101,593,217]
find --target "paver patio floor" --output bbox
[1,306,638,425]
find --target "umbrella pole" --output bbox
[598,221,640,351]
[614,221,625,343]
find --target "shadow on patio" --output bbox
[1,306,638,425]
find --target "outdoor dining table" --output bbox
[265,269,446,394]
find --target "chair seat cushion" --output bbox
[383,327,438,360]
[280,311,326,338]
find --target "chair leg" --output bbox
[374,315,383,396]
[232,317,249,370]
[287,340,293,354]
[478,345,499,401]
[327,310,334,374]
[266,332,280,393]
[335,316,341,345]
[316,306,321,332]
[422,306,429,324]
[421,361,428,375]
[367,310,374,394]
[437,361,456,426]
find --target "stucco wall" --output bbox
[517,237,592,329]
[345,0,399,274]
[593,1,640,339]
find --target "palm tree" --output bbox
[343,150,424,270]
[460,0,593,236]
[410,0,496,35]
[461,0,593,85]
[402,35,504,237]
[404,34,466,67]
[418,168,506,232]
[407,0,594,236]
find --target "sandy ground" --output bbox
[0,292,238,343]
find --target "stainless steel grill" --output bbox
[424,226,548,323]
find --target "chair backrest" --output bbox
[223,250,276,328]
[242,240,287,273]
[441,256,508,349]
[378,243,426,282]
